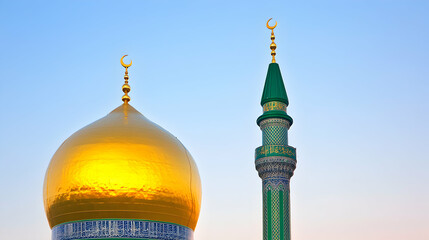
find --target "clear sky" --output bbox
[0,0,428,239]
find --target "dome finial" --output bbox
[120,55,132,103]
[267,18,277,63]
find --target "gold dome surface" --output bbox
[43,103,201,230]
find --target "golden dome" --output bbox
[43,103,201,230]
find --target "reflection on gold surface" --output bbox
[43,104,201,230]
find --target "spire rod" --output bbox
[266,18,277,63]
[120,55,132,103]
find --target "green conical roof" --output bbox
[261,63,289,106]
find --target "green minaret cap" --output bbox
[261,63,289,106]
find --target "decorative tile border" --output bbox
[52,219,193,240]
[255,156,296,166]
[259,118,290,130]
[255,145,296,160]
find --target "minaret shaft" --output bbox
[256,114,296,240]
[263,179,291,240]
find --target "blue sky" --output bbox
[0,0,428,239]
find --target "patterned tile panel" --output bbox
[52,219,193,240]
[263,179,290,240]
[262,124,288,145]
[285,189,291,240]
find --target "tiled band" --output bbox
[52,219,193,240]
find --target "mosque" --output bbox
[43,19,297,240]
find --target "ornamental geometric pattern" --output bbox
[255,156,297,166]
[271,187,280,239]
[263,124,288,145]
[285,190,291,240]
[263,187,268,240]
[259,118,290,130]
[52,219,193,240]
[263,179,290,240]
[255,159,296,179]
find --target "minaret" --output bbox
[255,19,297,240]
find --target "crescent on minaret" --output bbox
[121,54,132,68]
[266,18,277,30]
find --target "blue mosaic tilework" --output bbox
[52,219,193,240]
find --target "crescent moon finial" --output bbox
[266,18,277,30]
[121,55,132,68]
[120,55,132,103]
[267,18,278,63]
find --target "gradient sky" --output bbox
[0,0,428,239]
